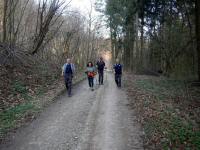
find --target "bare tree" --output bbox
[31,0,66,55]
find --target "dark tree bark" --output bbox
[140,0,144,69]
[3,0,8,42]
[31,0,63,55]
[195,0,200,81]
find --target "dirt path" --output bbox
[0,72,143,150]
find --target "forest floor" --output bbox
[0,72,144,150]
[125,73,200,149]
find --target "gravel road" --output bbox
[0,72,143,150]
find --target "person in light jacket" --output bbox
[62,58,75,97]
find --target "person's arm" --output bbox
[103,62,106,69]
[71,64,75,74]
[94,66,97,73]
[61,64,65,76]
[95,62,98,69]
[113,64,116,73]
[120,64,123,75]
[85,67,88,74]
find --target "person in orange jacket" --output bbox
[85,62,96,91]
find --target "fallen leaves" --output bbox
[124,73,200,149]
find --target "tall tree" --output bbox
[31,0,64,55]
[195,0,200,80]
[2,0,8,42]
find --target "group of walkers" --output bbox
[62,57,122,97]
[86,57,105,91]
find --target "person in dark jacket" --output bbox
[96,57,105,85]
[62,58,75,97]
[113,59,122,87]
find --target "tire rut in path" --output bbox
[76,73,144,150]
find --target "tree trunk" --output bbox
[140,0,144,70]
[135,11,139,72]
[2,0,8,42]
[195,0,200,81]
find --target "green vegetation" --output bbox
[131,77,200,149]
[135,78,185,100]
[35,87,46,97]
[12,80,33,101]
[0,79,50,138]
[0,102,37,137]
[0,72,86,139]
[12,81,27,94]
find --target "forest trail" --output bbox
[0,72,143,150]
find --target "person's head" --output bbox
[116,59,120,64]
[100,57,103,61]
[67,58,71,63]
[87,62,93,67]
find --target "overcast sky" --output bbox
[68,0,109,38]
[69,0,98,17]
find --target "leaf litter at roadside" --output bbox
[124,73,200,149]
[0,65,85,141]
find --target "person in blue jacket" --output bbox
[62,58,75,97]
[113,59,122,87]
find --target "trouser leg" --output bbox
[88,77,91,87]
[101,72,104,84]
[98,74,101,84]
[118,75,121,87]
[88,77,94,87]
[91,78,94,87]
[65,74,72,96]
[115,74,118,85]
[68,77,72,95]
[115,74,121,87]
[90,77,94,87]
[99,72,104,84]
[65,80,68,89]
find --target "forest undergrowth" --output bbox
[125,73,200,149]
[0,64,85,141]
